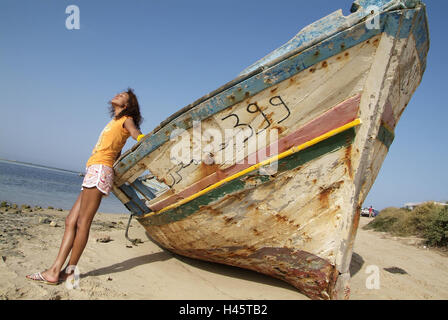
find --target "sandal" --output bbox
[26,272,61,286]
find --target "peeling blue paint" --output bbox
[120,183,151,216]
[242,0,423,76]
[398,10,417,39]
[132,179,156,202]
[412,7,430,71]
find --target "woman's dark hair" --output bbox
[108,87,143,129]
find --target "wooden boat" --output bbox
[112,0,429,299]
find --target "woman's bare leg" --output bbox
[26,191,83,283]
[66,187,103,267]
[27,188,103,283]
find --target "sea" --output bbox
[0,159,127,214]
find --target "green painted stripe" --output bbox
[138,128,356,227]
[377,125,395,149]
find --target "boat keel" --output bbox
[165,245,344,300]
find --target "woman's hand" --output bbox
[137,134,145,142]
[124,118,143,141]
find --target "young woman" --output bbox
[26,88,144,285]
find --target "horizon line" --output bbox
[0,158,82,175]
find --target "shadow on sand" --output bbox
[349,252,365,277]
[83,231,365,297]
[81,251,172,278]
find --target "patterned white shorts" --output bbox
[81,164,114,196]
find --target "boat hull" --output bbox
[113,2,429,300]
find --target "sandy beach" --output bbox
[1,207,447,300]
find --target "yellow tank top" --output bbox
[86,116,131,168]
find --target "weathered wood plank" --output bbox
[148,95,360,212]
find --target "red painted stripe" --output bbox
[149,94,361,211]
[381,99,396,130]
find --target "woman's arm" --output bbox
[124,118,143,141]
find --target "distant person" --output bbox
[368,206,373,218]
[26,88,145,285]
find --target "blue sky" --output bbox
[0,0,446,210]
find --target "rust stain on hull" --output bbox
[199,162,221,179]
[166,245,339,300]
[351,206,361,238]
[319,181,344,209]
[344,143,353,179]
